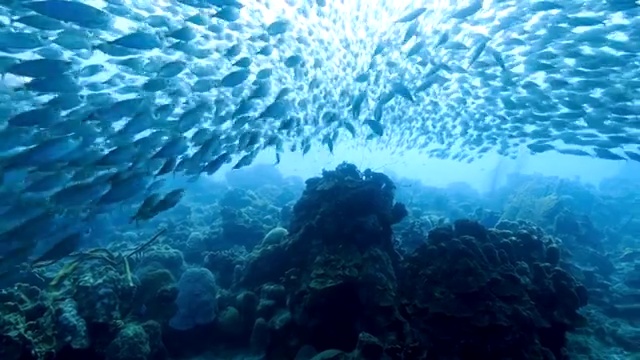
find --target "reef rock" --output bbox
[241,163,409,356]
[399,218,588,359]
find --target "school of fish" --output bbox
[0,0,639,270]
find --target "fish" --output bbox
[130,193,161,223]
[451,0,484,20]
[267,19,291,36]
[402,21,420,45]
[7,59,73,78]
[202,152,231,175]
[0,0,635,277]
[168,26,198,42]
[148,188,185,216]
[22,171,73,194]
[96,170,151,206]
[25,0,113,29]
[364,119,384,137]
[31,230,87,266]
[220,68,251,87]
[213,6,241,22]
[3,135,82,170]
[110,31,162,50]
[395,8,427,23]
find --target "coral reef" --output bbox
[3,163,632,360]
[219,188,282,250]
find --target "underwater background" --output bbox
[0,0,640,359]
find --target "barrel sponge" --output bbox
[169,267,218,330]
